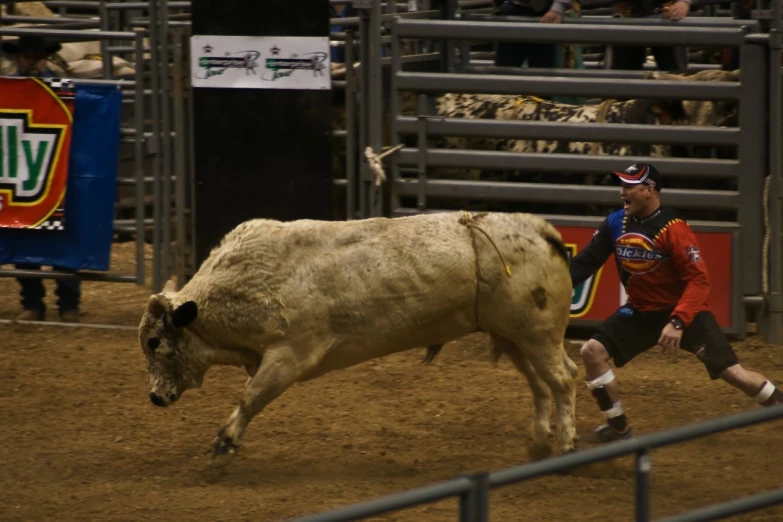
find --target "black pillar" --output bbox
[191,0,333,267]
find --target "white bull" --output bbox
[137,212,579,459]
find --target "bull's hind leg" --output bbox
[491,334,553,458]
[516,334,578,455]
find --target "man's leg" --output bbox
[15,263,46,320]
[581,338,631,439]
[651,46,688,73]
[609,45,647,70]
[683,311,783,406]
[580,307,663,442]
[53,267,81,322]
[493,2,529,68]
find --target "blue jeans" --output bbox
[15,263,81,314]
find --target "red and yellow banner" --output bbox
[559,225,733,327]
[0,77,74,229]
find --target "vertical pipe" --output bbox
[390,17,401,215]
[767,27,782,344]
[345,30,357,220]
[635,449,652,522]
[148,0,163,292]
[416,93,428,212]
[172,27,187,288]
[186,32,198,279]
[133,29,146,286]
[99,1,112,79]
[358,10,369,219]
[368,0,384,217]
[737,40,765,301]
[159,0,173,286]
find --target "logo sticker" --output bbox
[615,233,667,274]
[686,245,701,263]
[0,77,73,230]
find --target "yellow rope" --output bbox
[458,211,512,277]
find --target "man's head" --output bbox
[612,162,662,218]
[1,36,61,76]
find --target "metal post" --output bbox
[172,27,187,288]
[369,0,384,217]
[389,16,402,216]
[358,5,370,219]
[737,39,766,309]
[148,0,163,292]
[159,0,173,286]
[133,29,146,286]
[416,93,428,211]
[635,449,652,522]
[459,473,490,522]
[345,29,357,220]
[766,0,783,343]
[99,0,113,79]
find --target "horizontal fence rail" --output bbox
[391,18,751,46]
[292,405,783,522]
[395,117,742,146]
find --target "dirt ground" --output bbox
[1,241,782,522]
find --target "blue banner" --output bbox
[0,82,122,271]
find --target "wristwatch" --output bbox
[669,317,684,330]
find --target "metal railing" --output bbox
[291,404,783,521]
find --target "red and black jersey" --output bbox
[570,206,710,327]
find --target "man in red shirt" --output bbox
[570,162,783,443]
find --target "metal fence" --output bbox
[291,404,783,521]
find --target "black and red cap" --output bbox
[611,162,662,191]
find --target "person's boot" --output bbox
[60,310,80,323]
[16,308,45,321]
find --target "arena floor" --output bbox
[1,242,782,522]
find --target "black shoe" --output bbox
[593,423,633,443]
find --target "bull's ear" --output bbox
[147,294,171,319]
[171,300,198,328]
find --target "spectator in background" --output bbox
[609,0,690,72]
[1,35,82,323]
[493,0,573,69]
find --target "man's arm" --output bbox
[664,221,710,326]
[570,219,614,288]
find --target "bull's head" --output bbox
[138,282,205,408]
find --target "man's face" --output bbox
[620,182,655,217]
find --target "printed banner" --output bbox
[190,35,331,90]
[0,77,74,230]
[0,82,122,271]
[558,225,733,328]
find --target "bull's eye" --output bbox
[147,338,161,351]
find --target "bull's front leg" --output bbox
[213,343,307,457]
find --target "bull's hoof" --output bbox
[212,436,239,458]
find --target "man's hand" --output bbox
[658,323,683,356]
[541,10,563,23]
[663,0,689,20]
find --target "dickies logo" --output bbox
[615,233,667,274]
[686,245,701,263]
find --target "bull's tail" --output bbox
[542,229,570,265]
[422,344,443,364]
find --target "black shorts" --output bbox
[591,305,739,380]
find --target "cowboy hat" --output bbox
[1,35,62,56]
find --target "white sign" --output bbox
[190,35,331,90]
